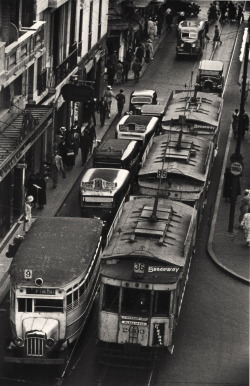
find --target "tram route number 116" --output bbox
[134,262,145,274]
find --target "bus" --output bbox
[5,217,103,364]
[98,196,197,361]
[79,168,131,230]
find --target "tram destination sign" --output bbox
[26,288,55,295]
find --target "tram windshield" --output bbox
[102,284,172,317]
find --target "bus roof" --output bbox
[9,217,103,287]
[94,139,139,162]
[117,115,159,140]
[162,90,222,131]
[139,132,213,183]
[80,168,130,196]
[103,197,197,268]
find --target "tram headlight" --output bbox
[46,338,55,348]
[14,337,24,347]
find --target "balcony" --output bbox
[1,21,45,88]
[54,44,78,87]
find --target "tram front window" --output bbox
[102,284,119,312]
[122,288,150,315]
[152,291,171,316]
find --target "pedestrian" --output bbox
[24,195,33,226]
[135,43,144,64]
[65,140,76,170]
[87,121,96,154]
[103,85,115,118]
[213,25,222,45]
[79,128,91,166]
[240,208,250,247]
[132,58,142,83]
[34,172,47,210]
[126,47,134,70]
[107,62,116,86]
[239,189,250,224]
[240,76,249,103]
[51,151,66,188]
[231,108,239,139]
[241,110,249,139]
[165,10,173,31]
[115,89,126,117]
[222,166,232,203]
[110,51,118,66]
[237,4,244,23]
[122,59,130,83]
[145,39,153,63]
[116,60,124,85]
[83,98,96,126]
[26,173,38,208]
[204,21,210,41]
[58,137,68,168]
[97,96,108,127]
[177,12,186,25]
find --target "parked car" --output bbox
[195,60,224,95]
[129,89,158,115]
[165,0,200,16]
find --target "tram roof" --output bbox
[138,132,213,183]
[162,90,222,129]
[9,217,103,287]
[103,197,197,267]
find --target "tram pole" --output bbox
[228,34,249,232]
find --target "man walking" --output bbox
[115,89,126,117]
[97,96,108,127]
[213,25,222,45]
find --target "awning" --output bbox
[127,0,153,8]
[0,106,53,182]
[108,19,140,32]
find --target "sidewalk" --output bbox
[0,23,249,304]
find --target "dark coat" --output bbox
[35,174,47,206]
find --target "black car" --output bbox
[165,0,200,16]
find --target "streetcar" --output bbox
[79,168,130,231]
[161,89,223,145]
[5,217,103,364]
[98,196,197,361]
[116,115,160,161]
[138,131,214,221]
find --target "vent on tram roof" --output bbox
[159,140,196,163]
[130,205,174,245]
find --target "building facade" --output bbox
[0,0,108,238]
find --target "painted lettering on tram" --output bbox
[148,266,180,273]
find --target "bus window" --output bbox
[122,288,151,315]
[102,284,119,312]
[152,291,171,316]
[79,282,86,297]
[73,288,79,305]
[34,299,63,313]
[18,298,32,312]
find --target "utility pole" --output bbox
[228,30,249,232]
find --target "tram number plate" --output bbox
[157,169,167,178]
[134,262,145,274]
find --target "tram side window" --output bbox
[152,291,171,316]
[102,284,119,312]
[18,298,32,312]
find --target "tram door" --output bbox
[129,325,139,344]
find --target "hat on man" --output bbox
[26,195,34,203]
[107,85,112,90]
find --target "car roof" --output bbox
[199,60,224,71]
[131,90,156,97]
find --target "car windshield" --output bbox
[131,96,152,105]
[201,70,220,76]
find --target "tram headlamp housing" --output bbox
[14,337,24,347]
[46,338,55,348]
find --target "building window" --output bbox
[98,0,103,40]
[88,0,93,51]
[21,0,35,27]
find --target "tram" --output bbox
[138,131,214,220]
[98,196,197,360]
[5,217,103,364]
[161,89,223,145]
